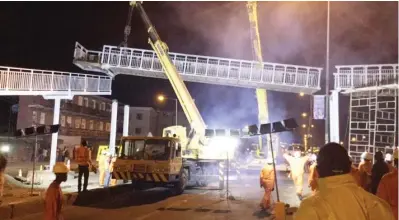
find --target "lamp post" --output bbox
[157,95,178,126]
[325,0,331,143]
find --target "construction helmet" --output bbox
[53,162,69,174]
[361,152,372,161]
[385,153,393,162]
[266,158,274,164]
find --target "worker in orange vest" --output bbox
[74,140,91,193]
[385,154,396,172]
[358,152,372,192]
[44,162,68,220]
[348,155,361,186]
[308,154,319,194]
[0,153,7,204]
[259,158,275,211]
[377,168,398,220]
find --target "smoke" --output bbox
[161,1,397,144]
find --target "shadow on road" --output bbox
[73,184,176,209]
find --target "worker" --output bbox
[308,154,318,194]
[348,155,361,186]
[259,158,275,211]
[385,153,396,172]
[74,140,91,193]
[393,147,398,168]
[0,153,7,204]
[98,149,108,187]
[283,149,308,200]
[104,152,117,187]
[377,168,398,220]
[294,142,395,220]
[44,162,68,220]
[371,151,389,195]
[358,151,372,192]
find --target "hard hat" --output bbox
[311,154,317,161]
[266,158,273,164]
[385,153,393,162]
[361,152,372,160]
[294,151,301,158]
[53,162,69,174]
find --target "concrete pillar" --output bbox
[218,161,225,190]
[49,98,61,169]
[109,99,118,155]
[330,90,340,143]
[123,105,130,136]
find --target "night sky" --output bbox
[0,1,397,145]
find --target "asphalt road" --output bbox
[14,172,310,220]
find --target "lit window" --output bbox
[78,96,83,106]
[60,115,66,127]
[101,102,106,111]
[92,100,96,109]
[66,116,72,128]
[83,98,89,107]
[81,119,86,129]
[106,123,111,131]
[99,121,104,131]
[89,120,94,130]
[40,112,46,124]
[32,111,37,123]
[75,117,81,129]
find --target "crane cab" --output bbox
[112,136,185,191]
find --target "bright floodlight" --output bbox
[351,137,357,142]
[302,124,306,128]
[301,112,307,117]
[1,145,10,153]
[157,95,165,101]
[299,92,305,97]
[205,136,239,158]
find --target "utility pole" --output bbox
[325,0,331,143]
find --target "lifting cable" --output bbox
[119,5,135,48]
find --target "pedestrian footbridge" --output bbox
[331,64,398,164]
[0,66,112,97]
[73,42,322,94]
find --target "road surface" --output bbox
[14,171,310,220]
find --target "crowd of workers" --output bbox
[260,142,398,219]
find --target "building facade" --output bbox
[16,95,190,160]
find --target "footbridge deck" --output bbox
[334,64,398,94]
[73,42,322,94]
[0,66,112,96]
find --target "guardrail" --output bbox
[0,66,112,95]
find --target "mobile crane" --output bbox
[246,1,279,159]
[111,1,239,194]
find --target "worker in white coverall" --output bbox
[283,149,308,200]
[294,142,395,220]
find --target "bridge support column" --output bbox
[329,90,340,143]
[123,105,130,136]
[49,98,61,169]
[109,99,118,155]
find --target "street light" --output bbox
[311,124,314,128]
[157,94,178,126]
[302,124,307,128]
[299,92,305,97]
[301,112,308,117]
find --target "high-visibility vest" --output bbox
[75,146,89,166]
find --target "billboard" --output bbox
[313,95,325,120]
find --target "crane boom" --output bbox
[247,1,270,153]
[131,2,206,153]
